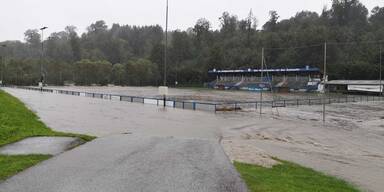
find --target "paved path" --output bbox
[0,135,247,192]
[0,137,83,155]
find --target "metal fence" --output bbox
[218,95,384,112]
[5,86,384,113]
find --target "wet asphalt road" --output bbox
[0,135,247,192]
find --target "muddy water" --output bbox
[4,88,225,138]
[4,87,384,192]
[220,103,384,192]
[49,85,329,102]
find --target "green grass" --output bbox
[0,90,95,180]
[0,90,95,147]
[234,160,360,192]
[0,155,51,180]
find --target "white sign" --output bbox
[38,82,43,88]
[158,86,168,95]
[348,85,383,93]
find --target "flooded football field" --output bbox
[3,87,384,192]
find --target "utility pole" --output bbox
[323,42,327,122]
[163,0,168,87]
[323,42,327,85]
[260,47,264,116]
[380,44,382,96]
[40,26,48,89]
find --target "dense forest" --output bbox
[0,0,383,86]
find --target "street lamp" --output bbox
[0,44,6,86]
[164,0,168,87]
[39,26,48,89]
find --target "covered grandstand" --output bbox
[208,66,322,92]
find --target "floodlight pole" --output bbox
[260,47,264,116]
[162,0,169,107]
[323,42,327,122]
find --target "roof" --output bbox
[326,80,384,85]
[208,66,321,74]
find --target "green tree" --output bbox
[263,11,279,31]
[111,63,125,85]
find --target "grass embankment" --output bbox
[0,90,95,180]
[0,155,51,180]
[235,160,360,192]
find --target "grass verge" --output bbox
[234,160,360,192]
[0,155,51,180]
[0,90,95,147]
[0,89,95,180]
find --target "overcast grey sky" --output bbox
[0,0,382,42]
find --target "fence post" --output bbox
[193,102,196,110]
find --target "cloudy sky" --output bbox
[0,0,382,41]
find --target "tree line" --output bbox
[0,0,383,86]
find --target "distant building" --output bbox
[326,80,384,94]
[207,66,322,92]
